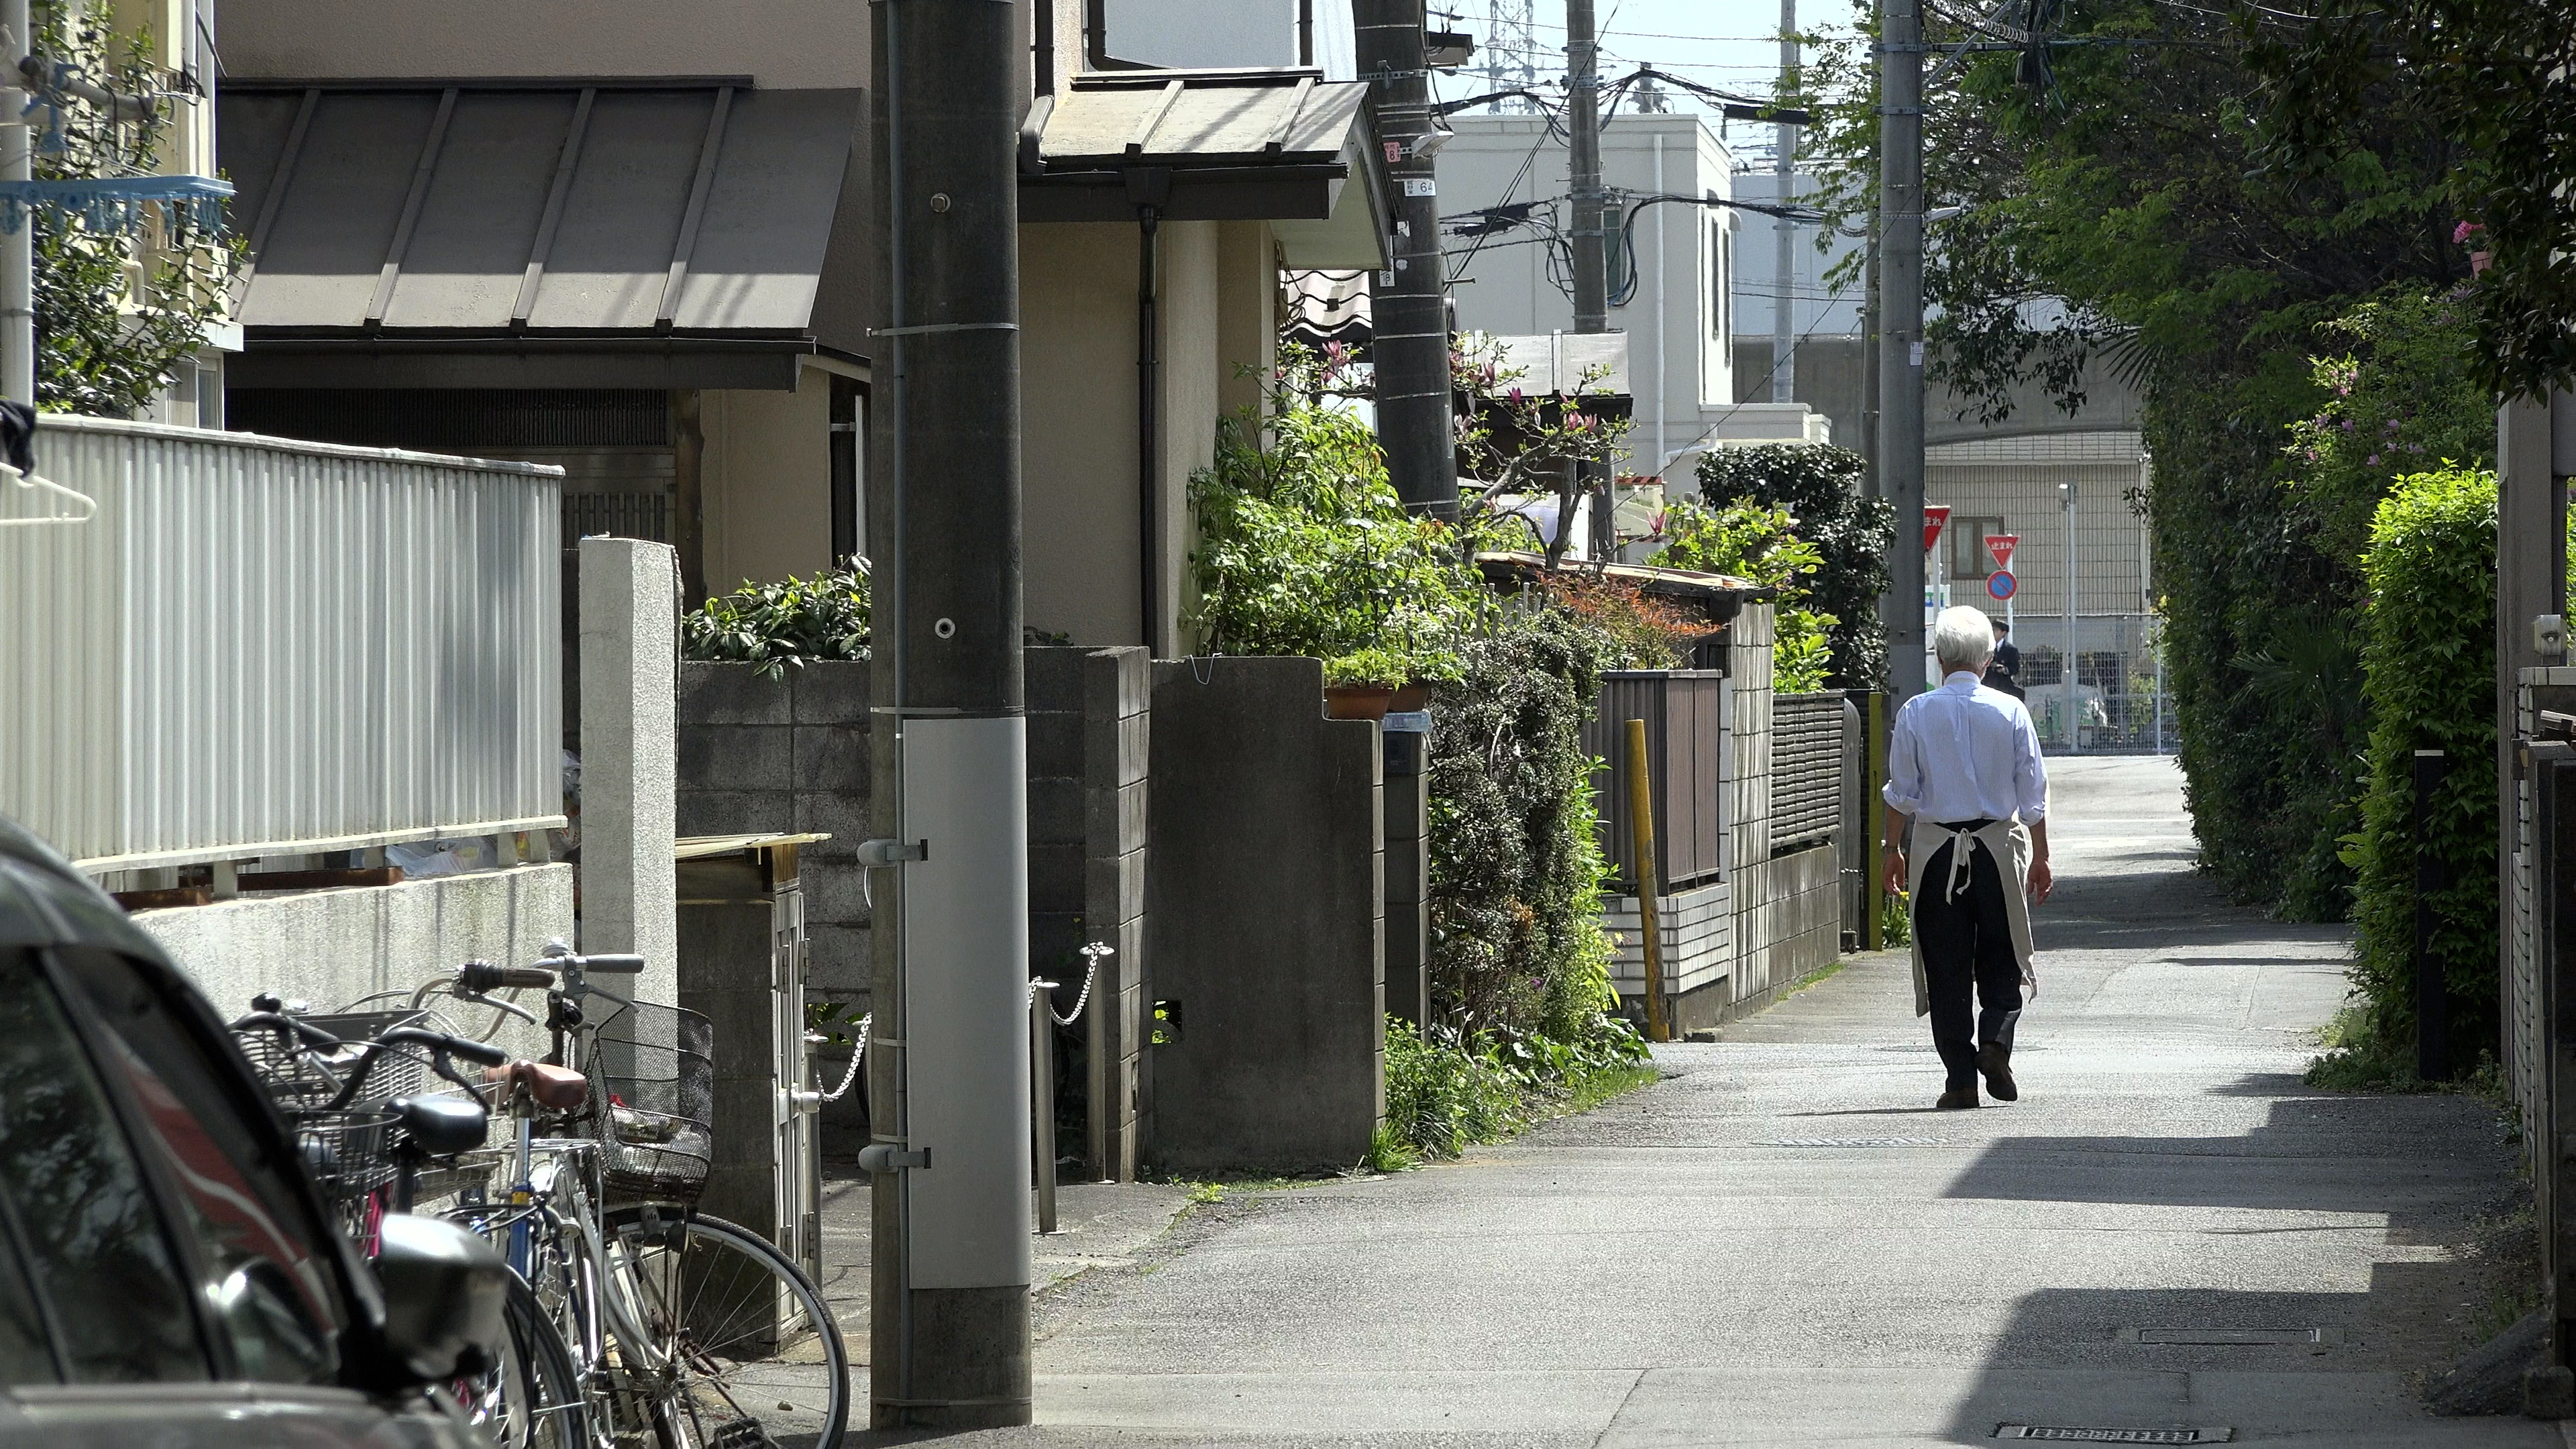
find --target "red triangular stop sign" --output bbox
[1923,504,1951,553]
[1985,533,2018,572]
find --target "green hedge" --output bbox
[2343,467,2497,1069]
[1692,444,1892,690]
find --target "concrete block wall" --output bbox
[1027,645,1150,1182]
[1147,655,1384,1175]
[674,659,873,1155]
[138,865,573,1061]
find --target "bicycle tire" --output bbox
[458,1271,592,1449]
[602,1208,849,1449]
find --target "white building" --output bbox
[1436,113,1827,483]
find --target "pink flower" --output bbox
[2365,453,2381,466]
[2453,220,2483,244]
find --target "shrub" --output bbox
[1530,574,1716,670]
[1382,1019,1527,1159]
[680,565,871,678]
[2337,467,2497,1072]
[1649,495,1838,692]
[1692,444,1892,689]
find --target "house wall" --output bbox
[1021,217,1269,656]
[702,370,837,594]
[1438,114,1742,476]
[216,0,867,88]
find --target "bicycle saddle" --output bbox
[389,1095,489,1157]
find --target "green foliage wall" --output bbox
[1690,445,1892,689]
[1425,608,1624,1039]
[2345,468,2498,1066]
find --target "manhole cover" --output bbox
[1994,1428,2231,1444]
[2122,1326,2337,1346]
[1772,1136,1942,1148]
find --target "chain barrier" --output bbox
[1029,943,1114,1028]
[814,1012,871,1103]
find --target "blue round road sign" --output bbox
[1987,570,2018,601]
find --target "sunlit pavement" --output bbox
[871,755,2555,1446]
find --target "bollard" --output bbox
[1029,978,1059,1234]
[1625,718,1668,1042]
[2414,749,2451,1083]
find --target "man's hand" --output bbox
[2027,855,2053,906]
[1882,849,1906,897]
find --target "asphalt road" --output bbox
[877,754,2549,1447]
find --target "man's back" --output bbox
[1885,674,2048,826]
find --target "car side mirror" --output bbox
[371,1214,506,1382]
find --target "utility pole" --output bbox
[2,0,32,402]
[1566,0,1611,557]
[1876,0,1925,704]
[1356,0,1459,521]
[1770,0,1797,407]
[865,0,1033,1428]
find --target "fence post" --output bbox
[2416,749,2452,1082]
[1625,718,1668,1042]
[1865,694,1886,951]
[1030,979,1059,1233]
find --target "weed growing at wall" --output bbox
[1379,1014,1652,1163]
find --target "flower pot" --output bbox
[1389,681,1434,713]
[1322,684,1397,720]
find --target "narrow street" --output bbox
[907,755,2544,1446]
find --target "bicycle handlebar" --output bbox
[570,953,645,975]
[375,1026,508,1068]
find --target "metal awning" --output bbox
[217,82,866,389]
[1020,68,1390,268]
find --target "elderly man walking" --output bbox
[1882,607,2054,1109]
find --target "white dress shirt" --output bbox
[1882,671,2049,825]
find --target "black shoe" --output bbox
[1978,1041,2018,1102]
[1935,1085,1980,1110]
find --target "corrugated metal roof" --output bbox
[1036,70,1368,168]
[219,84,861,335]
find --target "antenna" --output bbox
[1481,0,1538,111]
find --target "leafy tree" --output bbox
[2243,0,2576,398]
[1691,443,1891,688]
[32,2,236,415]
[1648,496,1837,692]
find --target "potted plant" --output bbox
[1322,647,1407,720]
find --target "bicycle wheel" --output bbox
[603,1208,849,1449]
[457,1272,592,1449]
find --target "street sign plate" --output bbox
[1988,570,2017,601]
[1924,504,1952,553]
[1986,533,2018,570]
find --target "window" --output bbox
[59,949,342,1385]
[0,950,206,1383]
[1948,516,2006,580]
[1710,207,1731,340]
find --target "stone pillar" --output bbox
[579,536,680,1008]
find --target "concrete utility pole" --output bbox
[1566,0,1611,556]
[2,0,33,402]
[1356,0,1459,520]
[1770,0,1797,407]
[1876,0,1926,705]
[865,0,1034,1428]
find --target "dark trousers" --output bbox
[1914,827,2023,1089]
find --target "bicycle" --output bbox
[231,1004,592,1449]
[414,944,851,1449]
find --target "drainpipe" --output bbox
[1128,167,1170,653]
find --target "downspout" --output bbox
[1128,168,1171,652]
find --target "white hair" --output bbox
[1934,606,1997,675]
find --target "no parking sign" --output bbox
[1988,570,2018,601]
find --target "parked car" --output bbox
[0,814,505,1444]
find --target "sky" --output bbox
[1421,0,1866,152]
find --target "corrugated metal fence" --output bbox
[0,415,566,870]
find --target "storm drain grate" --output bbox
[2122,1326,2338,1346]
[1772,1137,1943,1148]
[1993,1428,2233,1444]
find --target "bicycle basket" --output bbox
[589,1000,714,1205]
[235,1009,435,1112]
[288,1106,402,1205]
